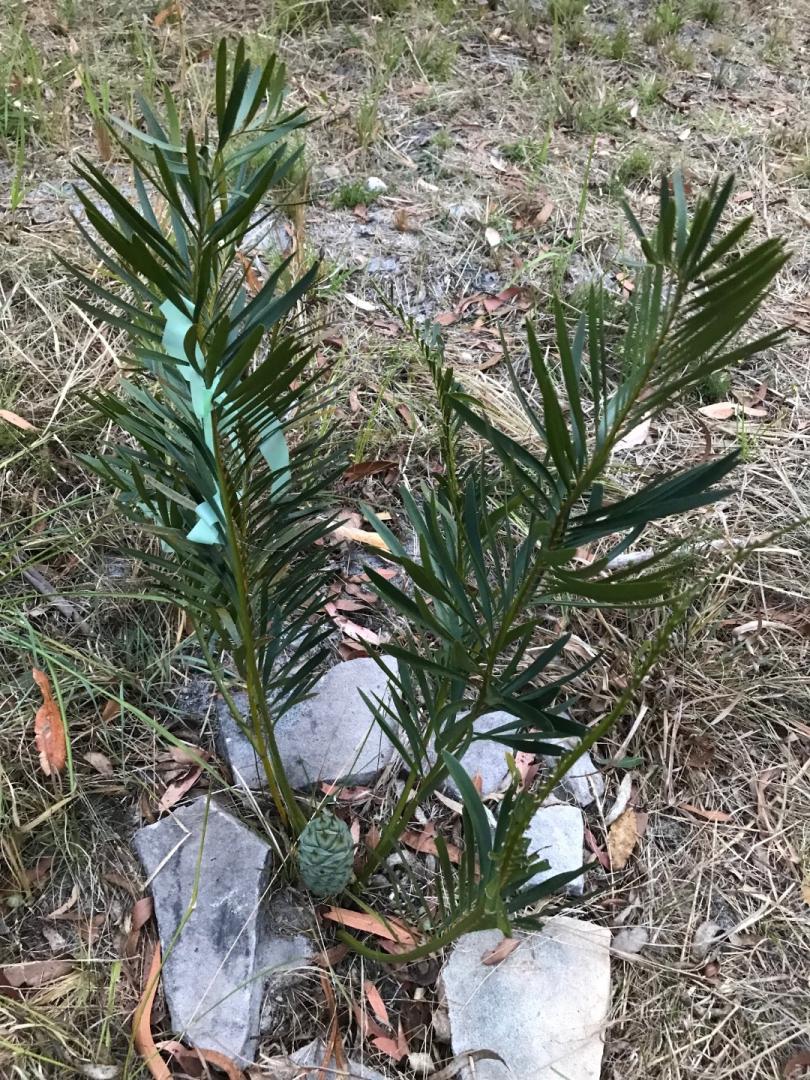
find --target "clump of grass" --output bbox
[412,33,457,81]
[500,132,551,172]
[643,2,684,44]
[331,179,380,209]
[552,69,625,134]
[608,21,633,60]
[431,127,454,152]
[612,146,654,190]
[663,39,696,69]
[690,0,725,25]
[637,72,669,105]
[356,94,382,149]
[547,0,588,41]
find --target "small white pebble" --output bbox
[408,1052,433,1073]
[366,176,387,193]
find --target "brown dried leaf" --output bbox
[698,401,767,420]
[401,828,461,864]
[2,958,74,987]
[784,1051,810,1079]
[393,208,418,232]
[153,1,181,28]
[480,936,520,966]
[615,418,652,451]
[100,699,121,723]
[331,524,390,551]
[321,907,417,947]
[364,979,390,1027]
[84,751,114,778]
[607,808,641,870]
[133,945,171,1080]
[0,409,37,431]
[158,767,202,813]
[677,802,732,822]
[32,668,67,776]
[343,460,398,481]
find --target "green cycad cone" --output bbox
[298,810,355,896]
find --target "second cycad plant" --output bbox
[72,41,787,958]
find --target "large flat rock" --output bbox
[443,919,611,1080]
[525,801,586,896]
[133,798,273,1063]
[216,658,396,790]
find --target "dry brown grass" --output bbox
[1,0,808,1076]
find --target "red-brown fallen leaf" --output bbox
[783,1051,810,1079]
[337,640,369,661]
[325,597,367,616]
[235,251,262,296]
[331,615,388,647]
[401,828,462,864]
[153,0,181,28]
[1,959,74,987]
[343,460,398,481]
[133,944,171,1080]
[159,1041,245,1080]
[321,907,417,947]
[166,743,210,767]
[584,826,611,870]
[100,699,121,723]
[364,979,390,1026]
[32,668,67,776]
[372,1021,409,1061]
[124,896,154,959]
[480,936,520,966]
[316,943,350,967]
[534,200,555,226]
[434,311,460,327]
[158,766,202,813]
[353,1000,390,1041]
[0,409,37,431]
[698,401,767,420]
[677,802,732,822]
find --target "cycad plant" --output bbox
[67,41,342,834]
[340,175,788,959]
[69,40,787,957]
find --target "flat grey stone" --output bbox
[443,919,611,1080]
[366,255,399,274]
[542,738,605,807]
[525,802,586,896]
[290,1039,388,1079]
[133,797,272,1064]
[434,711,514,799]
[217,658,395,791]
